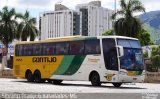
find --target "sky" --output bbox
[0,0,160,25]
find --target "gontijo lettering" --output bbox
[32,57,56,62]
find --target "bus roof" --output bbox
[101,36,139,40]
[15,36,138,45]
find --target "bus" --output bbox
[13,36,145,87]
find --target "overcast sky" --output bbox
[0,0,160,22]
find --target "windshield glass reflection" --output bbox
[120,48,144,70]
[117,39,144,71]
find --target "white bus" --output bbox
[13,36,145,87]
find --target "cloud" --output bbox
[0,0,160,15]
[18,0,52,6]
[141,0,160,12]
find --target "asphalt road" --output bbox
[0,78,160,99]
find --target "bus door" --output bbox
[102,38,119,71]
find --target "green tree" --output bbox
[138,28,152,46]
[151,55,160,72]
[16,10,38,41]
[148,45,160,72]
[143,51,148,58]
[102,29,114,36]
[112,0,145,38]
[0,6,18,55]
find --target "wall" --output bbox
[144,72,160,83]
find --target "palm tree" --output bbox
[0,6,18,68]
[112,0,145,38]
[16,10,38,41]
[0,6,18,56]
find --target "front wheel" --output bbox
[90,73,101,86]
[112,83,122,87]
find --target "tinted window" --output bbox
[69,41,84,54]
[33,44,42,55]
[56,42,69,55]
[117,39,141,48]
[23,45,29,56]
[42,43,56,55]
[117,39,130,47]
[26,44,33,56]
[15,45,23,56]
[129,40,141,48]
[85,39,101,54]
[102,38,118,70]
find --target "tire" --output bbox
[53,80,63,85]
[25,70,34,82]
[47,79,53,83]
[112,83,122,87]
[90,72,101,86]
[34,70,42,83]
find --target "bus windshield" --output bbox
[117,39,144,71]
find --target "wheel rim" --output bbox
[92,76,98,84]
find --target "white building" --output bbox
[40,1,113,39]
[40,4,80,40]
[76,1,113,36]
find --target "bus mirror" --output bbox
[118,46,124,57]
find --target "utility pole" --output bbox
[113,0,117,35]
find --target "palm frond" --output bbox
[131,6,145,13]
[120,0,127,9]
[29,18,36,25]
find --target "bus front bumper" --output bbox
[118,74,145,83]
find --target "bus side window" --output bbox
[84,39,101,54]
[23,45,28,56]
[33,44,42,56]
[15,45,20,56]
[56,42,69,55]
[19,45,23,56]
[43,43,56,55]
[69,41,84,55]
[27,44,33,56]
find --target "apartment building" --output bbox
[40,4,80,40]
[40,1,113,39]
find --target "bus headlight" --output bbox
[119,71,127,75]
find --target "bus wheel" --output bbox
[90,72,101,86]
[112,83,122,87]
[25,70,34,82]
[47,79,52,83]
[34,70,42,83]
[53,80,63,85]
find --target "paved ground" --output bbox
[0,78,160,99]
